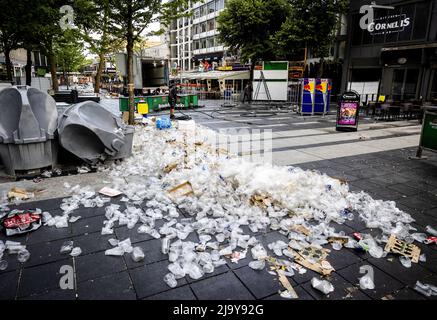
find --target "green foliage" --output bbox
[55,30,88,73]
[217,0,288,64]
[275,0,349,59]
[217,0,348,62]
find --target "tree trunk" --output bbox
[127,7,135,125]
[48,51,59,92]
[4,48,13,83]
[25,49,32,86]
[95,53,105,94]
[317,58,325,78]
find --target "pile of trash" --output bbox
[0,121,435,298]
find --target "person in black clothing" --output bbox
[243,84,252,104]
[168,81,177,119]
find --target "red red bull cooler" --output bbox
[301,78,315,115]
[314,79,332,114]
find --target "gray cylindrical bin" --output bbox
[57,101,134,163]
[0,87,58,175]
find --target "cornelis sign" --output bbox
[368,14,410,35]
[360,4,411,35]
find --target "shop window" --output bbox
[391,68,419,101]
[430,71,437,101]
[412,2,429,40]
[397,4,414,42]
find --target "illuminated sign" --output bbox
[368,14,410,35]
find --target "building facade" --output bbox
[169,0,226,71]
[342,0,437,102]
[0,49,49,81]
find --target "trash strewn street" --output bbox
[1,118,437,300]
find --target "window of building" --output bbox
[194,8,200,19]
[201,22,207,33]
[207,37,215,48]
[194,40,200,50]
[208,1,215,14]
[215,0,224,10]
[200,5,207,16]
[201,39,207,49]
[207,19,215,31]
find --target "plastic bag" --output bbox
[131,247,145,262]
[1,210,42,236]
[164,273,177,288]
[248,260,266,270]
[311,277,334,295]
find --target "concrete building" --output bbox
[168,0,226,71]
[342,0,437,102]
[0,49,49,81]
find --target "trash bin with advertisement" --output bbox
[336,91,360,132]
[412,106,437,159]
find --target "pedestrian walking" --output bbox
[168,81,177,119]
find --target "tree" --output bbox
[74,0,122,93]
[108,0,190,125]
[0,0,26,82]
[217,0,288,83]
[274,0,348,77]
[29,0,65,92]
[55,30,88,89]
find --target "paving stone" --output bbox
[71,215,105,236]
[301,273,370,300]
[263,285,314,300]
[18,258,72,298]
[326,248,363,271]
[234,265,294,299]
[75,251,126,283]
[27,224,72,245]
[25,237,74,267]
[76,206,106,219]
[77,271,136,300]
[337,262,404,300]
[398,194,437,211]
[72,231,113,256]
[129,260,187,299]
[115,225,154,244]
[145,285,197,300]
[368,255,433,287]
[0,251,21,275]
[0,270,19,300]
[124,238,169,269]
[21,287,76,300]
[387,184,421,196]
[382,287,426,300]
[190,271,254,300]
[185,263,230,284]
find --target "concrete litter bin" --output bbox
[58,101,134,163]
[0,87,58,175]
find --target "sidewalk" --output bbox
[1,103,436,300]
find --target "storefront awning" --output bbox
[381,43,437,52]
[171,70,250,81]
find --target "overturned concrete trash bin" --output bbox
[58,101,134,163]
[0,87,58,175]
